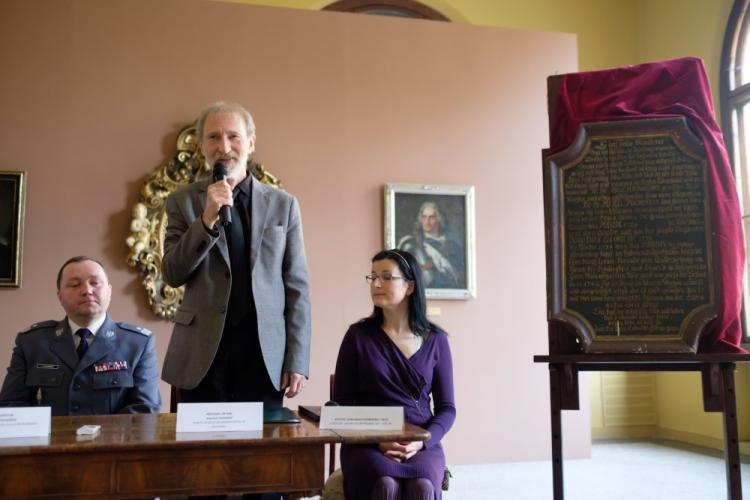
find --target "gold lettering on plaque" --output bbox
[563,134,710,338]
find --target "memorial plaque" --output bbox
[544,117,719,353]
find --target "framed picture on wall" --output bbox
[384,183,476,299]
[0,171,26,287]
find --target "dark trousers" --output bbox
[180,316,283,408]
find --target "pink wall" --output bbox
[0,0,586,463]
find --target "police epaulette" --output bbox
[117,322,152,336]
[19,320,57,334]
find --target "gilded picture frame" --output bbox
[0,171,26,287]
[384,182,476,299]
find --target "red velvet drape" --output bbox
[545,57,746,352]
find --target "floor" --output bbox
[441,440,750,500]
[306,440,750,499]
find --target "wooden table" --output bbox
[534,353,750,500]
[0,412,430,499]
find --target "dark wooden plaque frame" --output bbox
[543,117,720,353]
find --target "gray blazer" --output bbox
[161,176,311,390]
[0,316,161,416]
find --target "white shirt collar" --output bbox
[68,315,107,337]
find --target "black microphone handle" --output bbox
[212,163,232,227]
[218,204,232,227]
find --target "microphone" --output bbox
[212,162,232,227]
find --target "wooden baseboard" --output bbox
[591,425,657,440]
[593,425,750,458]
[655,428,750,457]
[653,428,723,451]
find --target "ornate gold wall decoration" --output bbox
[126,123,282,319]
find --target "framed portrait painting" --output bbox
[384,183,476,299]
[0,171,26,287]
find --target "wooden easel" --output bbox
[535,325,750,499]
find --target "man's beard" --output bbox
[226,153,249,181]
[209,153,249,181]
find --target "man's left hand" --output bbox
[281,371,305,398]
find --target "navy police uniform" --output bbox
[0,316,161,416]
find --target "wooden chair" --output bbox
[170,385,180,412]
[328,374,337,474]
[322,375,345,499]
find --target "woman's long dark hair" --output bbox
[363,249,441,337]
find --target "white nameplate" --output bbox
[0,407,51,438]
[176,402,263,433]
[0,435,50,447]
[175,430,263,441]
[319,406,403,430]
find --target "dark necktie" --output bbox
[226,191,251,326]
[76,328,92,359]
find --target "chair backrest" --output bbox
[170,386,181,413]
[329,373,336,475]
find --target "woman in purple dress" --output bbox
[334,249,456,500]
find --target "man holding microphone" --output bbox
[161,101,311,415]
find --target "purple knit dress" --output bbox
[334,321,456,499]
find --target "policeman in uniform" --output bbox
[0,256,161,415]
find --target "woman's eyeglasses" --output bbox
[365,274,406,284]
